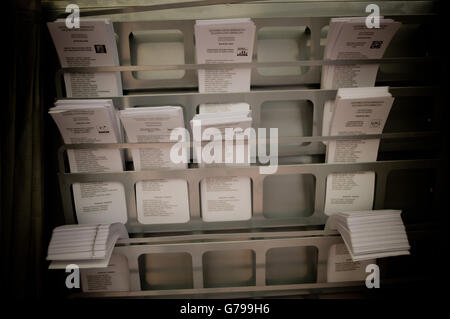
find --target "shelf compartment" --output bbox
[111,14,436,90]
[101,231,345,292]
[56,86,441,157]
[58,157,442,233]
[73,226,437,297]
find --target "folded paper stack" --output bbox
[326,210,410,261]
[47,223,128,269]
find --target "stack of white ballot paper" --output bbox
[47,18,122,98]
[49,99,127,224]
[119,106,190,224]
[321,17,401,89]
[326,87,394,163]
[324,87,394,216]
[195,19,256,93]
[191,103,252,222]
[321,17,400,138]
[194,19,255,220]
[326,210,410,261]
[47,223,129,269]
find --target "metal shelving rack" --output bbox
[44,0,445,298]
[71,226,436,298]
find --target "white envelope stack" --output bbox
[47,223,128,269]
[326,209,410,261]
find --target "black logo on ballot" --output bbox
[237,47,249,56]
[370,40,383,49]
[97,125,110,134]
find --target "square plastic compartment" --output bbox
[129,29,185,80]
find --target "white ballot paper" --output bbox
[192,104,252,222]
[81,253,131,292]
[321,18,400,138]
[47,18,122,97]
[324,172,375,216]
[324,87,394,216]
[321,17,401,89]
[326,87,394,163]
[327,243,375,282]
[195,19,256,93]
[119,107,190,224]
[49,100,127,224]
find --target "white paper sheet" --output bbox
[47,18,122,97]
[321,18,401,89]
[324,172,375,216]
[195,19,255,93]
[326,88,394,163]
[327,243,376,282]
[81,253,131,292]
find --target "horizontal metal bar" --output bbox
[56,0,269,18]
[58,131,439,151]
[58,85,439,101]
[57,1,439,19]
[57,131,440,174]
[57,57,435,74]
[75,281,366,298]
[59,158,442,177]
[57,158,442,232]
[118,229,338,245]
[70,276,429,298]
[118,222,436,245]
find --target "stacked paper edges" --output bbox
[326,209,410,261]
[47,223,128,269]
